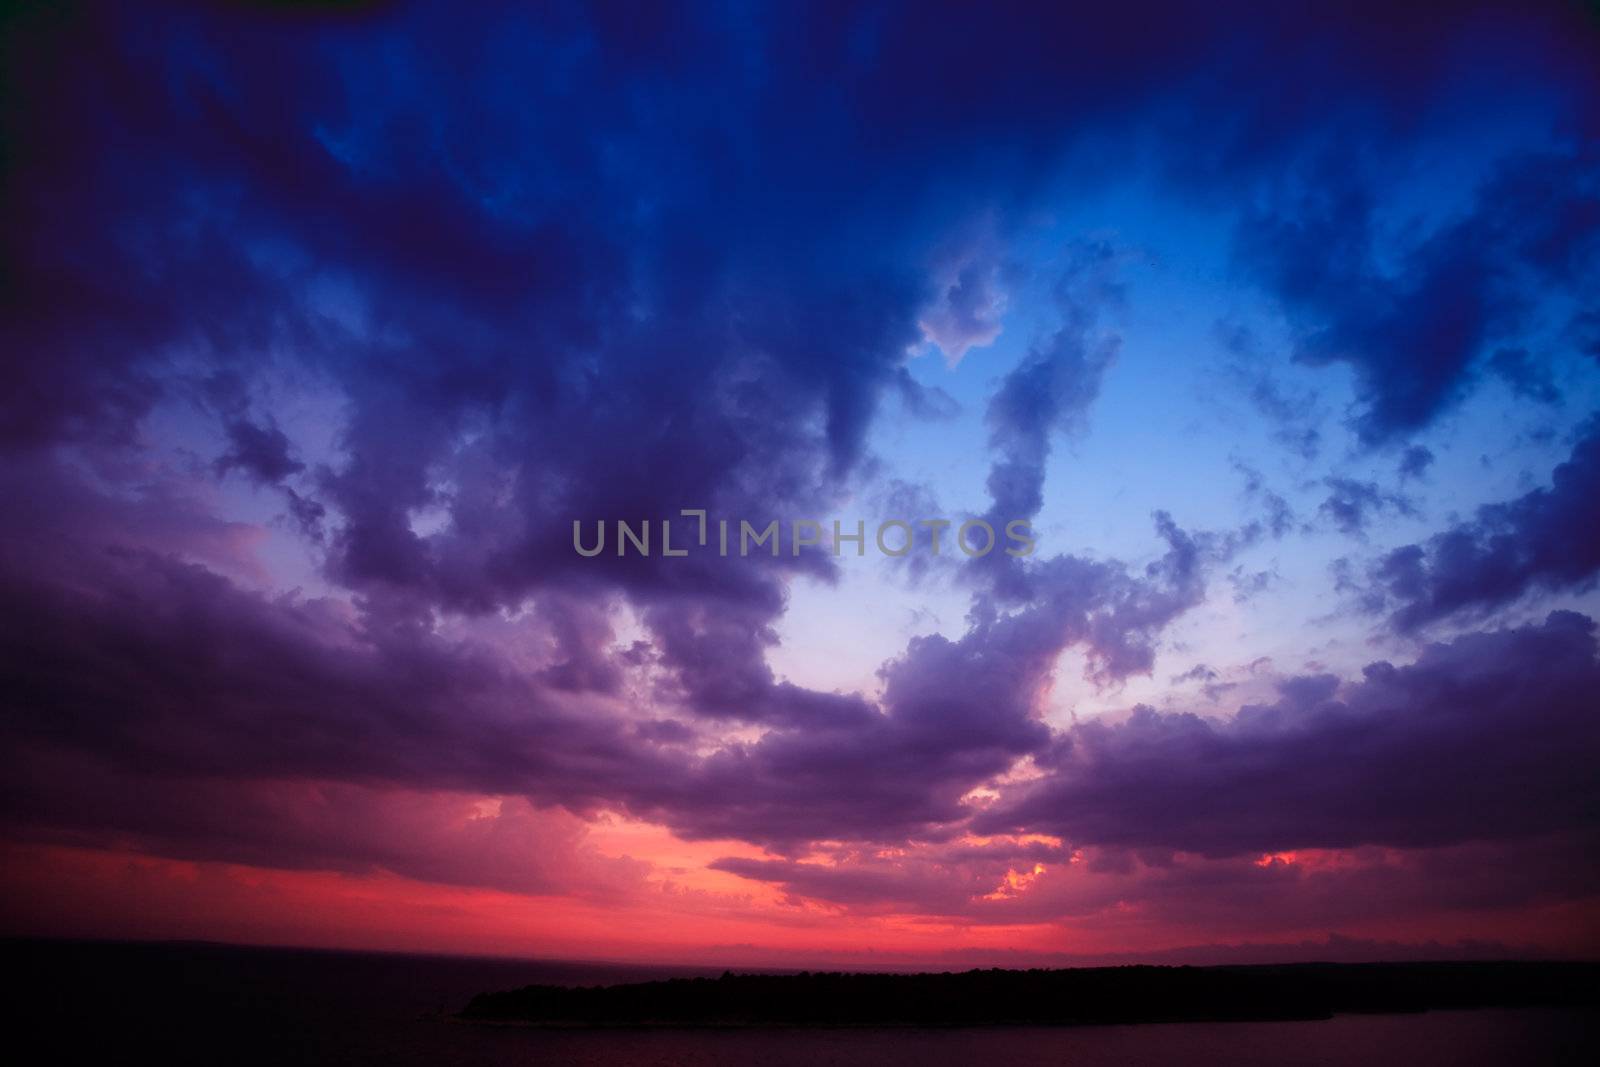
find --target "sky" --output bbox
[2,0,1599,968]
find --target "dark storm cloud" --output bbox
[978,611,1600,857]
[3,0,929,636]
[0,457,1205,857]
[1365,422,1600,630]
[616,512,1211,850]
[8,0,1594,488]
[0,500,650,802]
[3,0,1591,620]
[0,469,1232,878]
[1234,150,1600,444]
[2,0,1599,898]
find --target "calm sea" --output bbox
[10,939,1595,1065]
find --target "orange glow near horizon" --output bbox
[982,863,1048,901]
[1255,851,1298,867]
[6,822,1597,969]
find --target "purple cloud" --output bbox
[979,612,1600,856]
[1367,422,1600,630]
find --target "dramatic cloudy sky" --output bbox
[3,1,1599,966]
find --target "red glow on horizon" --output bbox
[5,832,1596,969]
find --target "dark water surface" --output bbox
[11,939,1595,1065]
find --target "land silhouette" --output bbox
[462,960,1600,1028]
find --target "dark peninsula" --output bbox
[461,960,1599,1028]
